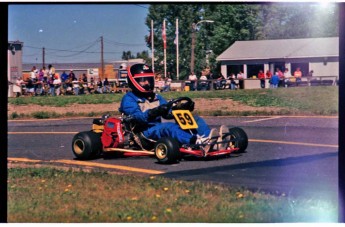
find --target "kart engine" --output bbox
[101,117,125,148]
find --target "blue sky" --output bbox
[8,4,150,64]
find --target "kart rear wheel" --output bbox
[229,127,248,153]
[72,131,102,160]
[154,137,180,164]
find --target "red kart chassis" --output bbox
[72,97,248,164]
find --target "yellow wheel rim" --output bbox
[155,143,168,160]
[73,139,85,155]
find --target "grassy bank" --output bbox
[8,86,338,119]
[8,167,337,223]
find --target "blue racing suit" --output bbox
[119,92,211,144]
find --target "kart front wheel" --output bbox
[154,137,180,164]
[229,127,248,153]
[72,131,102,160]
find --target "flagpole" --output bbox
[151,20,154,72]
[176,18,179,80]
[163,19,167,78]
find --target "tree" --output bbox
[145,3,339,78]
[122,51,134,60]
[146,4,204,79]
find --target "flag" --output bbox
[174,25,178,45]
[162,20,166,49]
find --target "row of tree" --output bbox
[127,3,339,80]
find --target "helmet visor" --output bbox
[134,74,155,92]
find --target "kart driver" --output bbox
[119,63,229,152]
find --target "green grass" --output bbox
[8,87,338,119]
[8,167,337,223]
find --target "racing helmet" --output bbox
[127,64,155,96]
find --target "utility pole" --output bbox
[190,23,196,74]
[42,47,45,68]
[100,36,104,79]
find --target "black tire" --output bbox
[229,127,248,153]
[72,131,102,160]
[154,137,180,164]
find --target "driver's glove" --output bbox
[148,104,169,119]
[177,101,195,112]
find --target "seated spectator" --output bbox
[25,78,35,96]
[78,77,85,94]
[53,74,62,96]
[87,77,95,94]
[48,77,55,96]
[96,78,103,94]
[215,73,227,90]
[72,77,79,95]
[199,74,208,91]
[229,73,237,90]
[162,75,172,92]
[188,72,197,91]
[103,78,111,93]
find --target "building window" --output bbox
[291,63,309,77]
[247,64,264,78]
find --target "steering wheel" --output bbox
[162,97,194,119]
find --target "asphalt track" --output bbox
[8,115,338,203]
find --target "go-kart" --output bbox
[71,97,248,164]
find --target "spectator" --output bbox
[270,72,280,88]
[35,70,44,96]
[81,73,87,82]
[307,70,314,77]
[162,75,172,92]
[14,77,24,97]
[72,77,79,95]
[258,70,265,88]
[30,66,38,81]
[283,68,292,87]
[215,73,227,90]
[265,70,272,79]
[237,71,244,89]
[188,71,197,91]
[96,78,103,94]
[294,67,302,83]
[103,77,111,93]
[42,66,49,82]
[78,77,85,94]
[48,64,56,79]
[199,74,208,91]
[38,68,44,81]
[61,71,69,83]
[25,77,35,96]
[276,68,284,87]
[53,74,62,96]
[229,73,237,90]
[87,77,95,94]
[30,66,38,94]
[48,76,55,96]
[237,71,245,79]
[60,71,69,92]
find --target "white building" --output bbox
[217,37,339,79]
[8,41,24,97]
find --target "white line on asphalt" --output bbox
[244,116,282,123]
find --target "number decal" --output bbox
[172,110,198,129]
